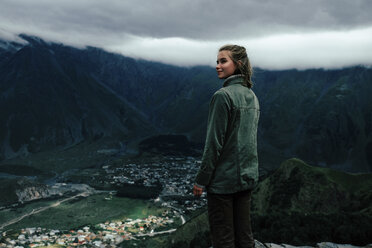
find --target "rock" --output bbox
[258,242,372,248]
[263,242,312,248]
[317,242,371,248]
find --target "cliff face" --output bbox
[15,179,50,203]
[0,178,51,206]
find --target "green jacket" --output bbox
[195,75,260,194]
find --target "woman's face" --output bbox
[216,50,237,79]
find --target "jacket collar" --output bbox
[223,74,244,87]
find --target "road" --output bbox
[168,205,186,224]
[135,228,177,237]
[134,204,186,238]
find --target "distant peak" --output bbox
[18,34,47,46]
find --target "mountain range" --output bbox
[0,34,371,173]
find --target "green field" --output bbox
[0,139,118,174]
[1,192,165,231]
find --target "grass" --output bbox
[279,158,372,192]
[164,210,211,248]
[0,164,47,176]
[0,139,117,174]
[1,192,165,231]
[252,158,372,215]
[0,197,63,225]
[322,168,372,192]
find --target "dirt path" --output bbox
[0,192,90,230]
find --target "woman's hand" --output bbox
[193,184,204,197]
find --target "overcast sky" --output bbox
[1,0,372,69]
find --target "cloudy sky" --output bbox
[1,0,372,69]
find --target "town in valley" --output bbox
[0,156,209,247]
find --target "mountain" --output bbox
[0,35,218,171]
[74,45,218,140]
[252,158,372,215]
[0,35,156,161]
[252,158,372,245]
[254,68,372,172]
[0,34,372,173]
[162,158,372,247]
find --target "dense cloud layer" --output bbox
[0,0,371,69]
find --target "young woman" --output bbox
[193,44,259,248]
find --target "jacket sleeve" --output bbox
[195,90,231,186]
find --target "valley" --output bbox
[0,154,208,247]
[1,155,371,247]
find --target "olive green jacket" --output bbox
[195,75,260,194]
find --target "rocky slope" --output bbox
[0,176,96,207]
[161,159,372,247]
[252,158,372,215]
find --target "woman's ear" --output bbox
[237,60,243,66]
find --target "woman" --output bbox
[193,44,259,248]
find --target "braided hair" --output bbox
[219,44,253,88]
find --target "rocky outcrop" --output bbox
[15,180,50,203]
[252,158,372,215]
[257,241,372,248]
[3,178,96,206]
[163,159,372,247]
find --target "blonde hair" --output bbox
[219,44,253,88]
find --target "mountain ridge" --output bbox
[0,34,371,173]
[253,158,372,215]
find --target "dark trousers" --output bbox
[207,190,254,248]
